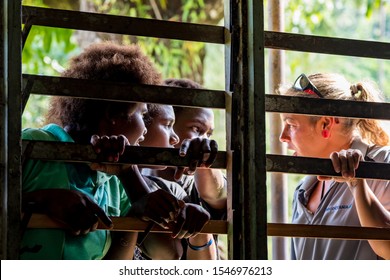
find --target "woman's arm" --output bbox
[349,179,390,259]
[326,149,390,259]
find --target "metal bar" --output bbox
[268,223,390,241]
[22,6,225,44]
[26,214,390,241]
[21,78,33,112]
[1,0,22,260]
[23,6,390,57]
[231,0,267,260]
[246,0,267,260]
[21,15,32,49]
[23,74,226,109]
[266,154,390,180]
[265,31,390,59]
[22,140,227,169]
[265,94,390,120]
[23,76,390,118]
[225,1,243,260]
[0,0,7,260]
[223,0,235,261]
[27,214,227,235]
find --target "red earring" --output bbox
[322,129,330,138]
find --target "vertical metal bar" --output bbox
[224,0,235,260]
[1,0,22,260]
[228,0,243,260]
[230,0,267,259]
[268,0,288,260]
[0,0,8,260]
[246,0,267,260]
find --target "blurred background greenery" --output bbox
[22,0,390,259]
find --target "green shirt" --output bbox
[21,124,131,259]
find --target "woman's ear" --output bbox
[321,117,336,130]
[319,117,337,139]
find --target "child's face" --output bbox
[173,108,214,147]
[110,103,148,146]
[141,105,179,148]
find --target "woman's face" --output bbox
[110,103,148,146]
[141,105,179,148]
[279,113,324,157]
[173,108,214,147]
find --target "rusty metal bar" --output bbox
[23,74,227,109]
[267,154,390,180]
[1,0,22,260]
[265,31,390,59]
[247,0,267,260]
[27,214,227,235]
[268,223,390,241]
[229,0,267,260]
[27,214,390,241]
[22,6,390,59]
[22,6,225,44]
[223,0,235,261]
[266,94,390,120]
[0,0,7,260]
[22,140,227,169]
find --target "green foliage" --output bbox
[88,0,208,82]
[21,0,221,129]
[22,1,80,128]
[271,1,390,101]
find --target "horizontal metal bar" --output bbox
[27,214,227,235]
[22,6,225,44]
[267,154,390,180]
[27,214,390,240]
[268,223,390,240]
[23,74,226,109]
[265,31,390,59]
[266,94,390,121]
[26,76,390,118]
[22,140,227,169]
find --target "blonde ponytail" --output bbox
[352,81,390,146]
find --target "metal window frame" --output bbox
[2,0,390,260]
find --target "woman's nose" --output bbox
[279,127,289,143]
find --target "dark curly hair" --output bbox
[142,78,203,129]
[143,104,159,129]
[163,78,202,116]
[164,78,202,89]
[45,41,162,142]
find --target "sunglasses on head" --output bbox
[293,73,324,98]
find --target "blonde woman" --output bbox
[279,73,390,260]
